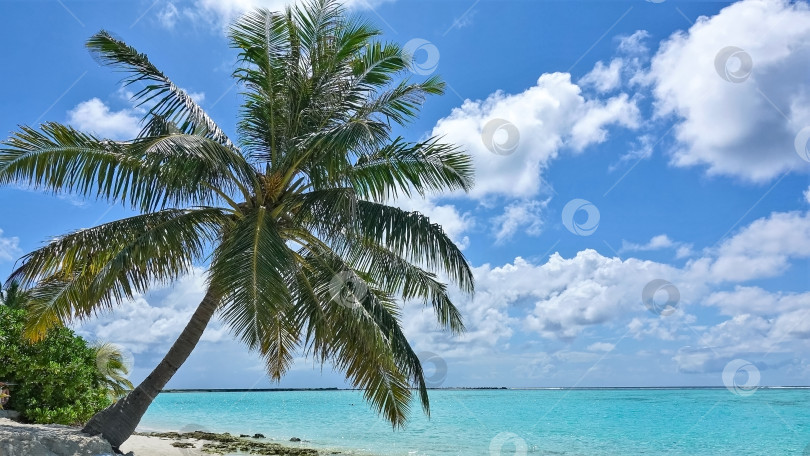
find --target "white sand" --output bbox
[120,435,205,455]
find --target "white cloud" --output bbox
[404,208,810,369]
[432,72,639,199]
[674,300,810,374]
[579,59,623,93]
[587,342,616,352]
[75,269,229,354]
[648,0,810,182]
[688,210,810,282]
[187,90,206,104]
[160,0,393,30]
[0,229,21,262]
[804,185,810,203]
[524,250,684,340]
[491,199,548,243]
[623,234,675,251]
[158,2,180,28]
[617,30,651,55]
[703,286,810,317]
[628,317,681,342]
[621,234,694,258]
[66,98,141,140]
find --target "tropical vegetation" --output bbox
[0,305,112,425]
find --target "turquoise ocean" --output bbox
[138,388,810,455]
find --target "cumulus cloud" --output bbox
[617,30,651,55]
[403,208,810,379]
[404,250,685,348]
[688,210,810,282]
[491,199,548,243]
[0,229,21,262]
[579,59,623,93]
[587,342,616,352]
[703,286,810,317]
[158,2,180,28]
[622,234,674,251]
[524,251,684,340]
[648,0,810,182]
[74,269,229,354]
[432,72,639,199]
[580,31,651,96]
[621,234,693,258]
[66,98,141,140]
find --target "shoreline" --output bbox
[0,418,341,456]
[124,430,325,456]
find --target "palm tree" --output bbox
[0,281,27,309]
[0,0,474,450]
[92,342,135,400]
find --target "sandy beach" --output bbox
[0,418,322,456]
[121,434,205,455]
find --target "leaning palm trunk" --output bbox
[83,288,219,448]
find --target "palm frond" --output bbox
[357,201,474,293]
[86,31,235,149]
[92,342,134,399]
[0,123,253,212]
[350,137,474,201]
[292,250,429,425]
[10,207,229,339]
[211,207,297,377]
[338,238,464,333]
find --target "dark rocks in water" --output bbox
[252,433,265,439]
[290,437,301,442]
[239,434,250,437]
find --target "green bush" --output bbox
[0,306,111,425]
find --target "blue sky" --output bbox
[1,0,809,391]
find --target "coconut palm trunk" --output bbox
[83,288,220,448]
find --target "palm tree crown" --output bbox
[0,0,474,439]
[92,342,134,400]
[0,281,26,309]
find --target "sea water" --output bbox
[138,388,810,455]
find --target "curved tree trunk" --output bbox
[82,287,220,451]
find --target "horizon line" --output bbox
[157,386,810,393]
